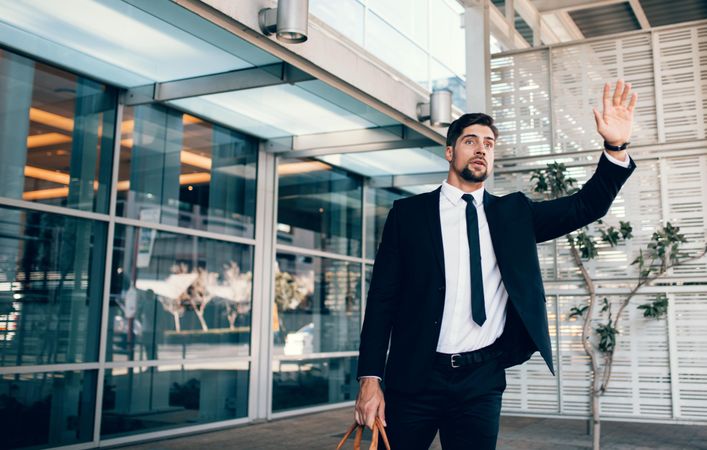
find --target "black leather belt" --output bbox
[435,340,504,368]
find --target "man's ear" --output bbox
[445,146,453,163]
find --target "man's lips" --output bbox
[469,159,486,167]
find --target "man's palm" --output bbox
[593,80,638,146]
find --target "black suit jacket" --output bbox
[358,153,636,393]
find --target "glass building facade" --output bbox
[0,2,435,447]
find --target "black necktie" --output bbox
[461,194,486,326]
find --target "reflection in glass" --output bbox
[311,0,365,45]
[431,58,467,111]
[0,206,106,367]
[0,370,96,449]
[101,363,249,437]
[0,48,116,213]
[429,0,466,77]
[274,254,361,355]
[272,357,358,412]
[117,104,258,238]
[365,12,429,85]
[365,188,407,260]
[108,225,254,362]
[277,159,362,256]
[367,0,429,48]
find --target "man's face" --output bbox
[445,124,496,183]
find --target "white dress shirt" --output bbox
[437,182,507,353]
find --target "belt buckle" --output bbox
[450,353,461,368]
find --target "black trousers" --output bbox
[384,357,506,450]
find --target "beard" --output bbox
[452,151,488,182]
[460,166,488,182]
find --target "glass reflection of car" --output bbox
[284,322,314,355]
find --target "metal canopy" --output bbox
[125,62,315,105]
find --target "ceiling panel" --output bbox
[640,0,707,27]
[569,2,641,38]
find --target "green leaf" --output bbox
[576,231,598,260]
[619,221,633,240]
[600,226,620,247]
[637,294,668,319]
[568,305,588,319]
[595,322,619,353]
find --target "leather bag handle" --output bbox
[335,418,391,450]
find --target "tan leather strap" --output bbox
[336,422,358,450]
[354,424,363,449]
[375,418,391,450]
[335,419,391,450]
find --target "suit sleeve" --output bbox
[529,152,636,243]
[357,202,402,379]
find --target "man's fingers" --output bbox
[592,107,605,130]
[365,411,376,430]
[620,82,631,105]
[354,409,362,425]
[612,79,624,106]
[628,92,638,112]
[377,401,387,427]
[602,82,611,112]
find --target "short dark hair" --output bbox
[446,113,498,147]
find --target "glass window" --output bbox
[272,356,358,412]
[107,224,254,362]
[273,253,361,355]
[311,0,365,46]
[117,104,258,238]
[101,363,249,437]
[431,59,467,110]
[364,188,408,260]
[367,0,429,48]
[0,49,116,213]
[429,0,466,77]
[277,159,362,256]
[0,370,96,449]
[366,12,429,86]
[0,206,106,367]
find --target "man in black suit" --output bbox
[354,80,638,449]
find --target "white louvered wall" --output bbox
[492,21,707,424]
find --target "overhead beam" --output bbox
[513,0,562,45]
[554,11,585,40]
[125,62,315,105]
[265,125,435,158]
[628,0,651,29]
[487,1,531,50]
[533,0,626,14]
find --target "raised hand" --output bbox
[593,80,638,147]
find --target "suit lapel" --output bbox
[426,187,445,278]
[483,190,502,265]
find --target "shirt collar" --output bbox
[441,180,484,206]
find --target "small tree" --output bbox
[220,262,252,330]
[172,263,217,331]
[531,162,706,450]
